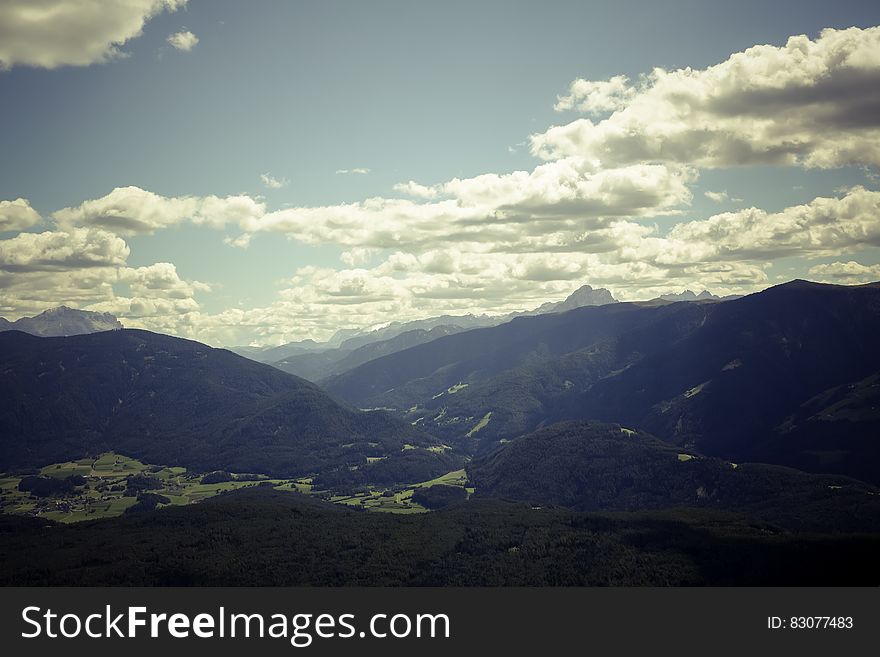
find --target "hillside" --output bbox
[0,329,449,480]
[272,325,465,382]
[323,281,880,482]
[570,281,880,481]
[2,487,879,586]
[468,421,880,532]
[323,300,686,407]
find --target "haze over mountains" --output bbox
[240,284,625,382]
[0,282,712,374]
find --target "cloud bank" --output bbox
[533,26,880,169]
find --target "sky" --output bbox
[1,0,880,346]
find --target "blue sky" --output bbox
[1,0,880,345]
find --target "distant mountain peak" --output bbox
[525,284,618,316]
[657,289,720,302]
[0,306,123,337]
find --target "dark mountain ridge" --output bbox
[0,329,443,479]
[568,281,880,479]
[322,300,690,407]
[323,281,880,482]
[469,421,880,533]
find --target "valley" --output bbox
[0,451,473,522]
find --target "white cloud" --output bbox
[0,0,187,70]
[34,155,695,261]
[624,187,880,268]
[18,185,872,344]
[704,191,729,203]
[223,233,252,249]
[392,181,439,199]
[335,168,371,175]
[242,160,693,251]
[340,247,376,267]
[166,30,198,52]
[0,227,129,272]
[808,260,880,283]
[532,26,880,169]
[0,198,41,232]
[54,186,266,235]
[0,268,121,318]
[0,227,211,338]
[120,262,209,299]
[175,251,769,345]
[260,173,289,190]
[440,159,693,215]
[554,75,636,115]
[227,186,878,342]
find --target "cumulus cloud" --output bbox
[120,262,209,299]
[532,26,880,168]
[0,198,41,232]
[0,227,129,272]
[177,252,767,345]
[0,268,120,318]
[219,186,877,342]
[242,160,693,250]
[392,181,439,199]
[8,182,872,345]
[0,0,187,70]
[340,247,376,267]
[808,260,880,283]
[643,186,880,263]
[704,191,729,203]
[260,173,289,189]
[0,226,211,339]
[53,186,266,235]
[554,75,636,115]
[223,233,253,249]
[166,30,198,52]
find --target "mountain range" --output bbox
[0,329,453,482]
[271,324,467,381]
[0,306,122,337]
[232,283,621,379]
[657,290,738,302]
[323,281,880,483]
[3,279,880,585]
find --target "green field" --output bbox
[466,412,492,438]
[0,453,312,524]
[320,467,474,514]
[0,453,471,523]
